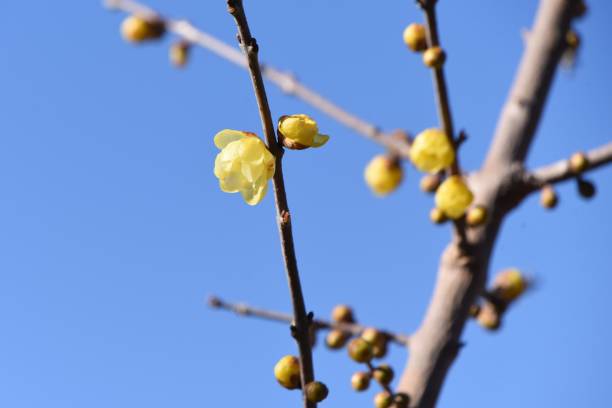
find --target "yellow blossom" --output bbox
[278,114,329,150]
[409,128,455,173]
[435,176,473,219]
[364,155,403,196]
[274,355,301,390]
[121,15,165,43]
[213,129,275,205]
[493,268,527,302]
[403,23,428,52]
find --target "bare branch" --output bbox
[104,0,411,158]
[524,141,612,189]
[208,296,411,346]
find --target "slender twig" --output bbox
[103,0,412,158]
[208,296,411,346]
[418,1,461,175]
[524,141,612,190]
[224,1,315,407]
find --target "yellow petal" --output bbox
[409,128,455,173]
[311,133,330,148]
[279,114,318,146]
[214,129,247,149]
[434,175,473,219]
[240,181,269,205]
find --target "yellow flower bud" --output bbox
[371,341,388,359]
[420,173,442,193]
[569,151,588,173]
[351,371,371,392]
[476,302,501,331]
[429,207,447,224]
[274,355,301,390]
[364,155,403,196]
[305,381,329,403]
[348,338,373,363]
[466,205,488,227]
[540,185,558,209]
[213,129,275,205]
[278,114,329,150]
[121,15,165,43]
[403,23,428,52]
[325,330,350,350]
[170,41,190,68]
[423,46,446,68]
[492,268,527,302]
[372,364,394,385]
[409,128,455,173]
[374,391,393,408]
[435,176,474,219]
[331,304,355,323]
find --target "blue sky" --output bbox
[0,1,610,407]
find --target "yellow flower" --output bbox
[435,176,473,219]
[213,129,275,205]
[121,15,165,43]
[274,355,301,390]
[278,114,330,150]
[493,268,527,302]
[403,23,428,52]
[364,155,403,196]
[409,128,455,173]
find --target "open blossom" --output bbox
[213,130,275,205]
[409,128,455,173]
[434,175,473,219]
[278,114,330,150]
[364,155,403,196]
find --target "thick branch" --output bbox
[208,296,411,346]
[225,2,316,407]
[104,0,411,158]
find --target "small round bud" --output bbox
[410,128,455,173]
[325,329,350,350]
[305,381,329,403]
[361,328,385,346]
[420,174,442,193]
[423,46,446,69]
[364,155,404,196]
[394,393,411,408]
[492,268,527,302]
[466,205,488,227]
[430,207,447,224]
[540,185,558,209]
[121,15,165,43]
[170,41,190,68]
[476,302,501,331]
[373,364,394,385]
[468,304,481,318]
[331,304,355,323]
[577,178,596,199]
[372,341,388,359]
[374,391,393,408]
[569,152,588,174]
[435,176,474,219]
[278,114,329,150]
[566,30,581,51]
[403,23,428,52]
[351,371,371,392]
[348,338,373,363]
[274,355,301,390]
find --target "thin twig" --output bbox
[224,1,315,407]
[208,296,411,346]
[524,141,612,189]
[103,0,412,158]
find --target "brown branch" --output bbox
[207,295,411,346]
[224,1,316,407]
[103,0,411,158]
[398,1,579,407]
[524,141,612,189]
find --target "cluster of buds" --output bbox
[472,268,530,331]
[402,22,446,69]
[273,356,329,403]
[539,151,596,210]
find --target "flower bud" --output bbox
[374,391,393,408]
[373,364,394,385]
[569,151,588,174]
[566,30,581,51]
[348,338,373,363]
[403,23,428,52]
[325,329,350,350]
[409,128,455,173]
[394,393,411,408]
[476,302,501,331]
[372,341,388,359]
[121,15,165,43]
[351,371,371,392]
[420,173,442,193]
[430,207,447,224]
[305,381,329,403]
[492,268,527,302]
[466,205,488,227]
[170,41,190,68]
[540,185,558,209]
[577,178,596,199]
[423,46,446,68]
[331,304,355,323]
[361,328,388,359]
[364,155,404,196]
[274,355,301,390]
[435,176,474,219]
[278,114,329,150]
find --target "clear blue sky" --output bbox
[0,1,610,407]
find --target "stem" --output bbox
[225,1,315,407]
